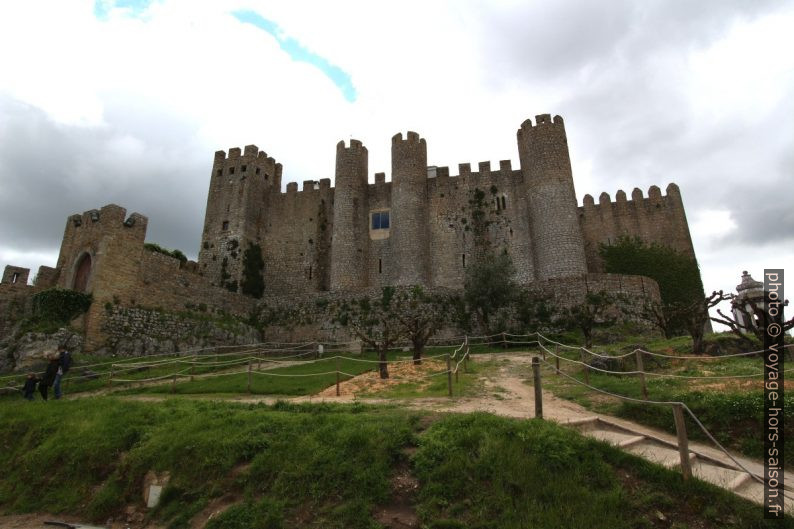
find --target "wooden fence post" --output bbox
[335,356,340,397]
[672,404,692,480]
[502,331,507,349]
[636,350,648,400]
[171,374,176,394]
[446,353,453,397]
[580,348,590,384]
[555,344,560,374]
[108,364,114,388]
[532,357,543,419]
[190,356,196,382]
[247,360,252,394]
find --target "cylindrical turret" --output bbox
[517,114,587,280]
[330,139,369,291]
[390,131,429,286]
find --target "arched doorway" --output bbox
[73,253,92,293]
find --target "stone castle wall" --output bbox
[197,114,694,299]
[579,183,695,272]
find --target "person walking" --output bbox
[54,345,72,400]
[39,354,59,401]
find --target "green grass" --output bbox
[118,352,405,397]
[534,333,794,466]
[0,399,787,528]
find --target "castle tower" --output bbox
[330,139,369,291]
[390,131,430,286]
[517,114,587,280]
[197,145,281,292]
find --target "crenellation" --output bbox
[286,182,298,193]
[499,160,512,173]
[458,163,471,176]
[374,172,386,184]
[243,144,259,157]
[478,161,491,176]
[228,147,241,159]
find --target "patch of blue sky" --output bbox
[94,0,154,20]
[233,10,357,102]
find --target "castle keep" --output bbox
[1,114,693,353]
[198,114,694,295]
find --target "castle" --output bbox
[0,114,694,353]
[198,114,694,295]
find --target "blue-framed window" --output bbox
[371,211,390,230]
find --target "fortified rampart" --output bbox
[0,113,697,355]
[197,114,695,297]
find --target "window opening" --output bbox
[371,211,390,230]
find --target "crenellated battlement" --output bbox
[517,114,566,138]
[581,183,684,209]
[337,139,366,153]
[392,131,426,145]
[65,204,148,235]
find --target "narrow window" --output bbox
[372,211,390,230]
[216,169,222,176]
[462,254,466,268]
[229,167,235,175]
[241,165,247,172]
[378,258,382,274]
[495,198,500,211]
[222,221,229,231]
[255,167,260,175]
[308,266,312,280]
[501,196,507,210]
[11,272,19,284]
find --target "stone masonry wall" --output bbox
[100,306,261,356]
[579,183,695,272]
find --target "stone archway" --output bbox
[73,253,92,293]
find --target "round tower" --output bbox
[390,131,429,286]
[517,114,587,280]
[330,139,369,291]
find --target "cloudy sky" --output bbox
[1,0,792,322]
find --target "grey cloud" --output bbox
[0,96,209,262]
[474,0,782,83]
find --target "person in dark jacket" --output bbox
[40,354,59,401]
[23,373,39,401]
[54,345,72,400]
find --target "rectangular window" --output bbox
[378,258,382,274]
[216,169,222,176]
[255,167,260,175]
[222,221,229,231]
[241,165,247,172]
[371,211,390,230]
[11,272,19,284]
[229,167,235,175]
[462,254,466,268]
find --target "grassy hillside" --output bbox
[0,398,787,528]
